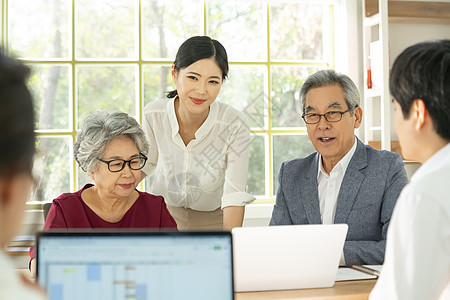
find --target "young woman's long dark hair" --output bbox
[0,50,35,177]
[167,36,229,99]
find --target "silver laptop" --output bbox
[232,224,348,292]
[37,230,234,300]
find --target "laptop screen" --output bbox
[37,231,234,300]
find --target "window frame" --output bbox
[2,0,337,205]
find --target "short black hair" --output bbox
[0,49,35,177]
[167,36,228,98]
[390,39,450,140]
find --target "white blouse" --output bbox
[142,98,255,211]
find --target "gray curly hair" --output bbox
[74,111,149,173]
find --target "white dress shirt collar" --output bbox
[317,137,358,178]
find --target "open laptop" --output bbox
[36,230,234,300]
[232,224,348,292]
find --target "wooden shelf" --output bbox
[364,13,381,27]
[389,1,450,24]
[368,140,402,156]
[365,0,450,24]
[363,0,391,152]
[363,1,449,154]
[4,247,30,257]
[404,160,421,165]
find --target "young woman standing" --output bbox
[142,36,254,230]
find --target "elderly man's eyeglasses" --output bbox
[302,109,351,124]
[98,154,148,172]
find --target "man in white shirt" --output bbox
[270,70,409,266]
[370,40,450,300]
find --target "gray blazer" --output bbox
[270,138,408,265]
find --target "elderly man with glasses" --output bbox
[270,69,408,266]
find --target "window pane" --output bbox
[144,175,154,194]
[5,1,335,205]
[220,65,266,128]
[8,0,70,59]
[76,65,137,128]
[76,0,137,59]
[143,65,174,107]
[270,3,325,61]
[208,1,266,61]
[77,166,94,191]
[273,134,315,193]
[248,134,265,196]
[33,137,72,202]
[142,0,202,60]
[28,65,71,130]
[271,66,320,128]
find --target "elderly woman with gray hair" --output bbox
[29,111,177,276]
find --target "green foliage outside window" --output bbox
[4,0,333,203]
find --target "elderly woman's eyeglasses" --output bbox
[98,154,148,172]
[302,109,351,124]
